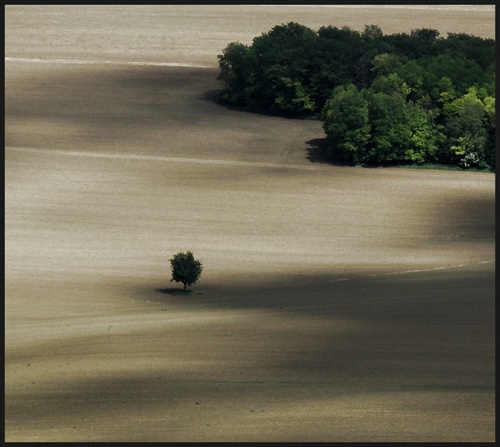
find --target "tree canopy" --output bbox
[217,23,495,170]
[169,251,203,292]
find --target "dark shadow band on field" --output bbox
[137,184,495,311]
[136,260,496,315]
[129,260,496,402]
[6,63,319,151]
[6,63,326,168]
[6,263,495,440]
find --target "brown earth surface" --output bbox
[4,5,495,442]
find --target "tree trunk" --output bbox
[183,282,187,292]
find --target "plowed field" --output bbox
[4,5,495,442]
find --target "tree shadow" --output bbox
[199,89,222,103]
[156,288,202,296]
[305,138,329,164]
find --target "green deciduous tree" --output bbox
[251,22,318,115]
[442,87,492,169]
[322,74,442,166]
[322,84,371,163]
[169,251,203,292]
[217,42,257,107]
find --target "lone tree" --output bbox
[169,251,203,292]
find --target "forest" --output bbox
[217,23,495,170]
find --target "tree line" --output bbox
[217,23,495,170]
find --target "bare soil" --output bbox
[4,5,495,442]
